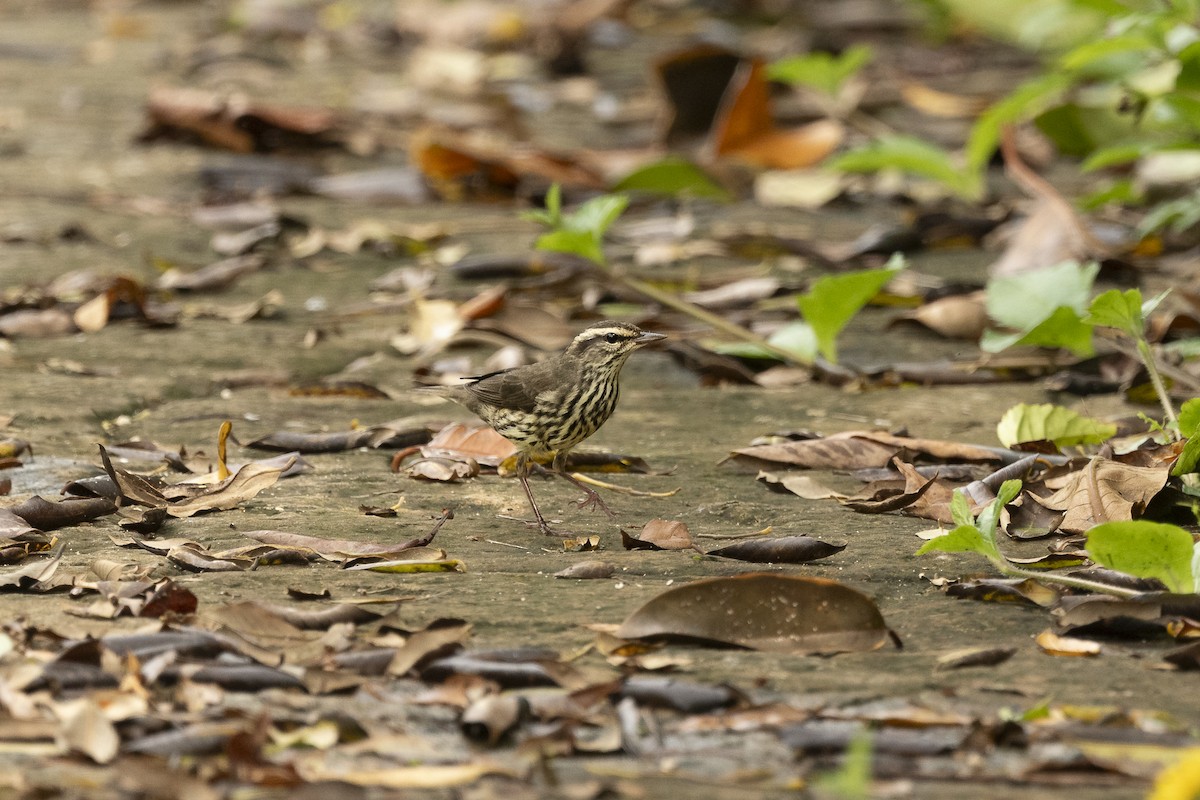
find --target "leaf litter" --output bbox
[2,0,1200,795]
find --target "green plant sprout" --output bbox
[829,1,1200,229]
[767,45,874,98]
[1084,287,1174,427]
[982,263,1180,433]
[914,480,1194,598]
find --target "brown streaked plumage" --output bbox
[429,320,665,535]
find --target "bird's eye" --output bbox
[604,332,621,344]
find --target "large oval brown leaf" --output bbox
[616,573,891,654]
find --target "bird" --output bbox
[426,320,666,535]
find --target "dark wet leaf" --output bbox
[935,646,1017,670]
[706,535,845,564]
[617,676,741,713]
[138,579,199,618]
[1163,641,1200,670]
[421,650,569,688]
[242,425,427,453]
[124,722,243,757]
[178,662,307,691]
[616,573,894,654]
[8,495,116,530]
[945,577,1060,606]
[118,505,169,535]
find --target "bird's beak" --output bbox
[635,331,667,345]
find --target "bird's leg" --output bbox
[553,453,615,517]
[516,455,572,537]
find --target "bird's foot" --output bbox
[499,514,576,538]
[575,487,616,517]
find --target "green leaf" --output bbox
[1084,288,1145,337]
[528,190,629,265]
[535,229,604,265]
[986,261,1098,329]
[1165,338,1200,359]
[767,45,873,96]
[796,263,901,363]
[1081,143,1149,172]
[976,480,1022,545]
[830,135,981,199]
[612,157,730,201]
[981,306,1096,357]
[567,193,629,237]
[996,403,1117,448]
[521,184,563,227]
[966,73,1072,173]
[983,261,1099,356]
[915,524,998,559]
[1085,521,1196,593]
[767,321,818,364]
[949,489,975,528]
[1171,434,1200,477]
[1178,398,1200,438]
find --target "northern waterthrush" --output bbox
[428,320,666,535]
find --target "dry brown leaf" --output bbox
[730,430,1002,471]
[988,128,1105,277]
[709,59,843,169]
[634,519,695,550]
[422,422,517,466]
[1031,458,1168,533]
[616,573,893,654]
[892,293,988,340]
[55,698,120,764]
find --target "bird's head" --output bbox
[565,321,667,370]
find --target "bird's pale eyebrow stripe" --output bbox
[574,328,632,347]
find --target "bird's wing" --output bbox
[463,360,563,413]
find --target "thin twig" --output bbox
[570,472,681,498]
[484,539,529,550]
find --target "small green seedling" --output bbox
[917,481,1196,597]
[523,184,629,266]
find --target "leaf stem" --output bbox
[1136,337,1178,432]
[988,556,1140,598]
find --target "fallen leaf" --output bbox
[616,573,894,654]
[628,519,695,550]
[554,560,616,579]
[1035,629,1102,657]
[705,535,845,564]
[934,646,1017,670]
[1031,458,1168,533]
